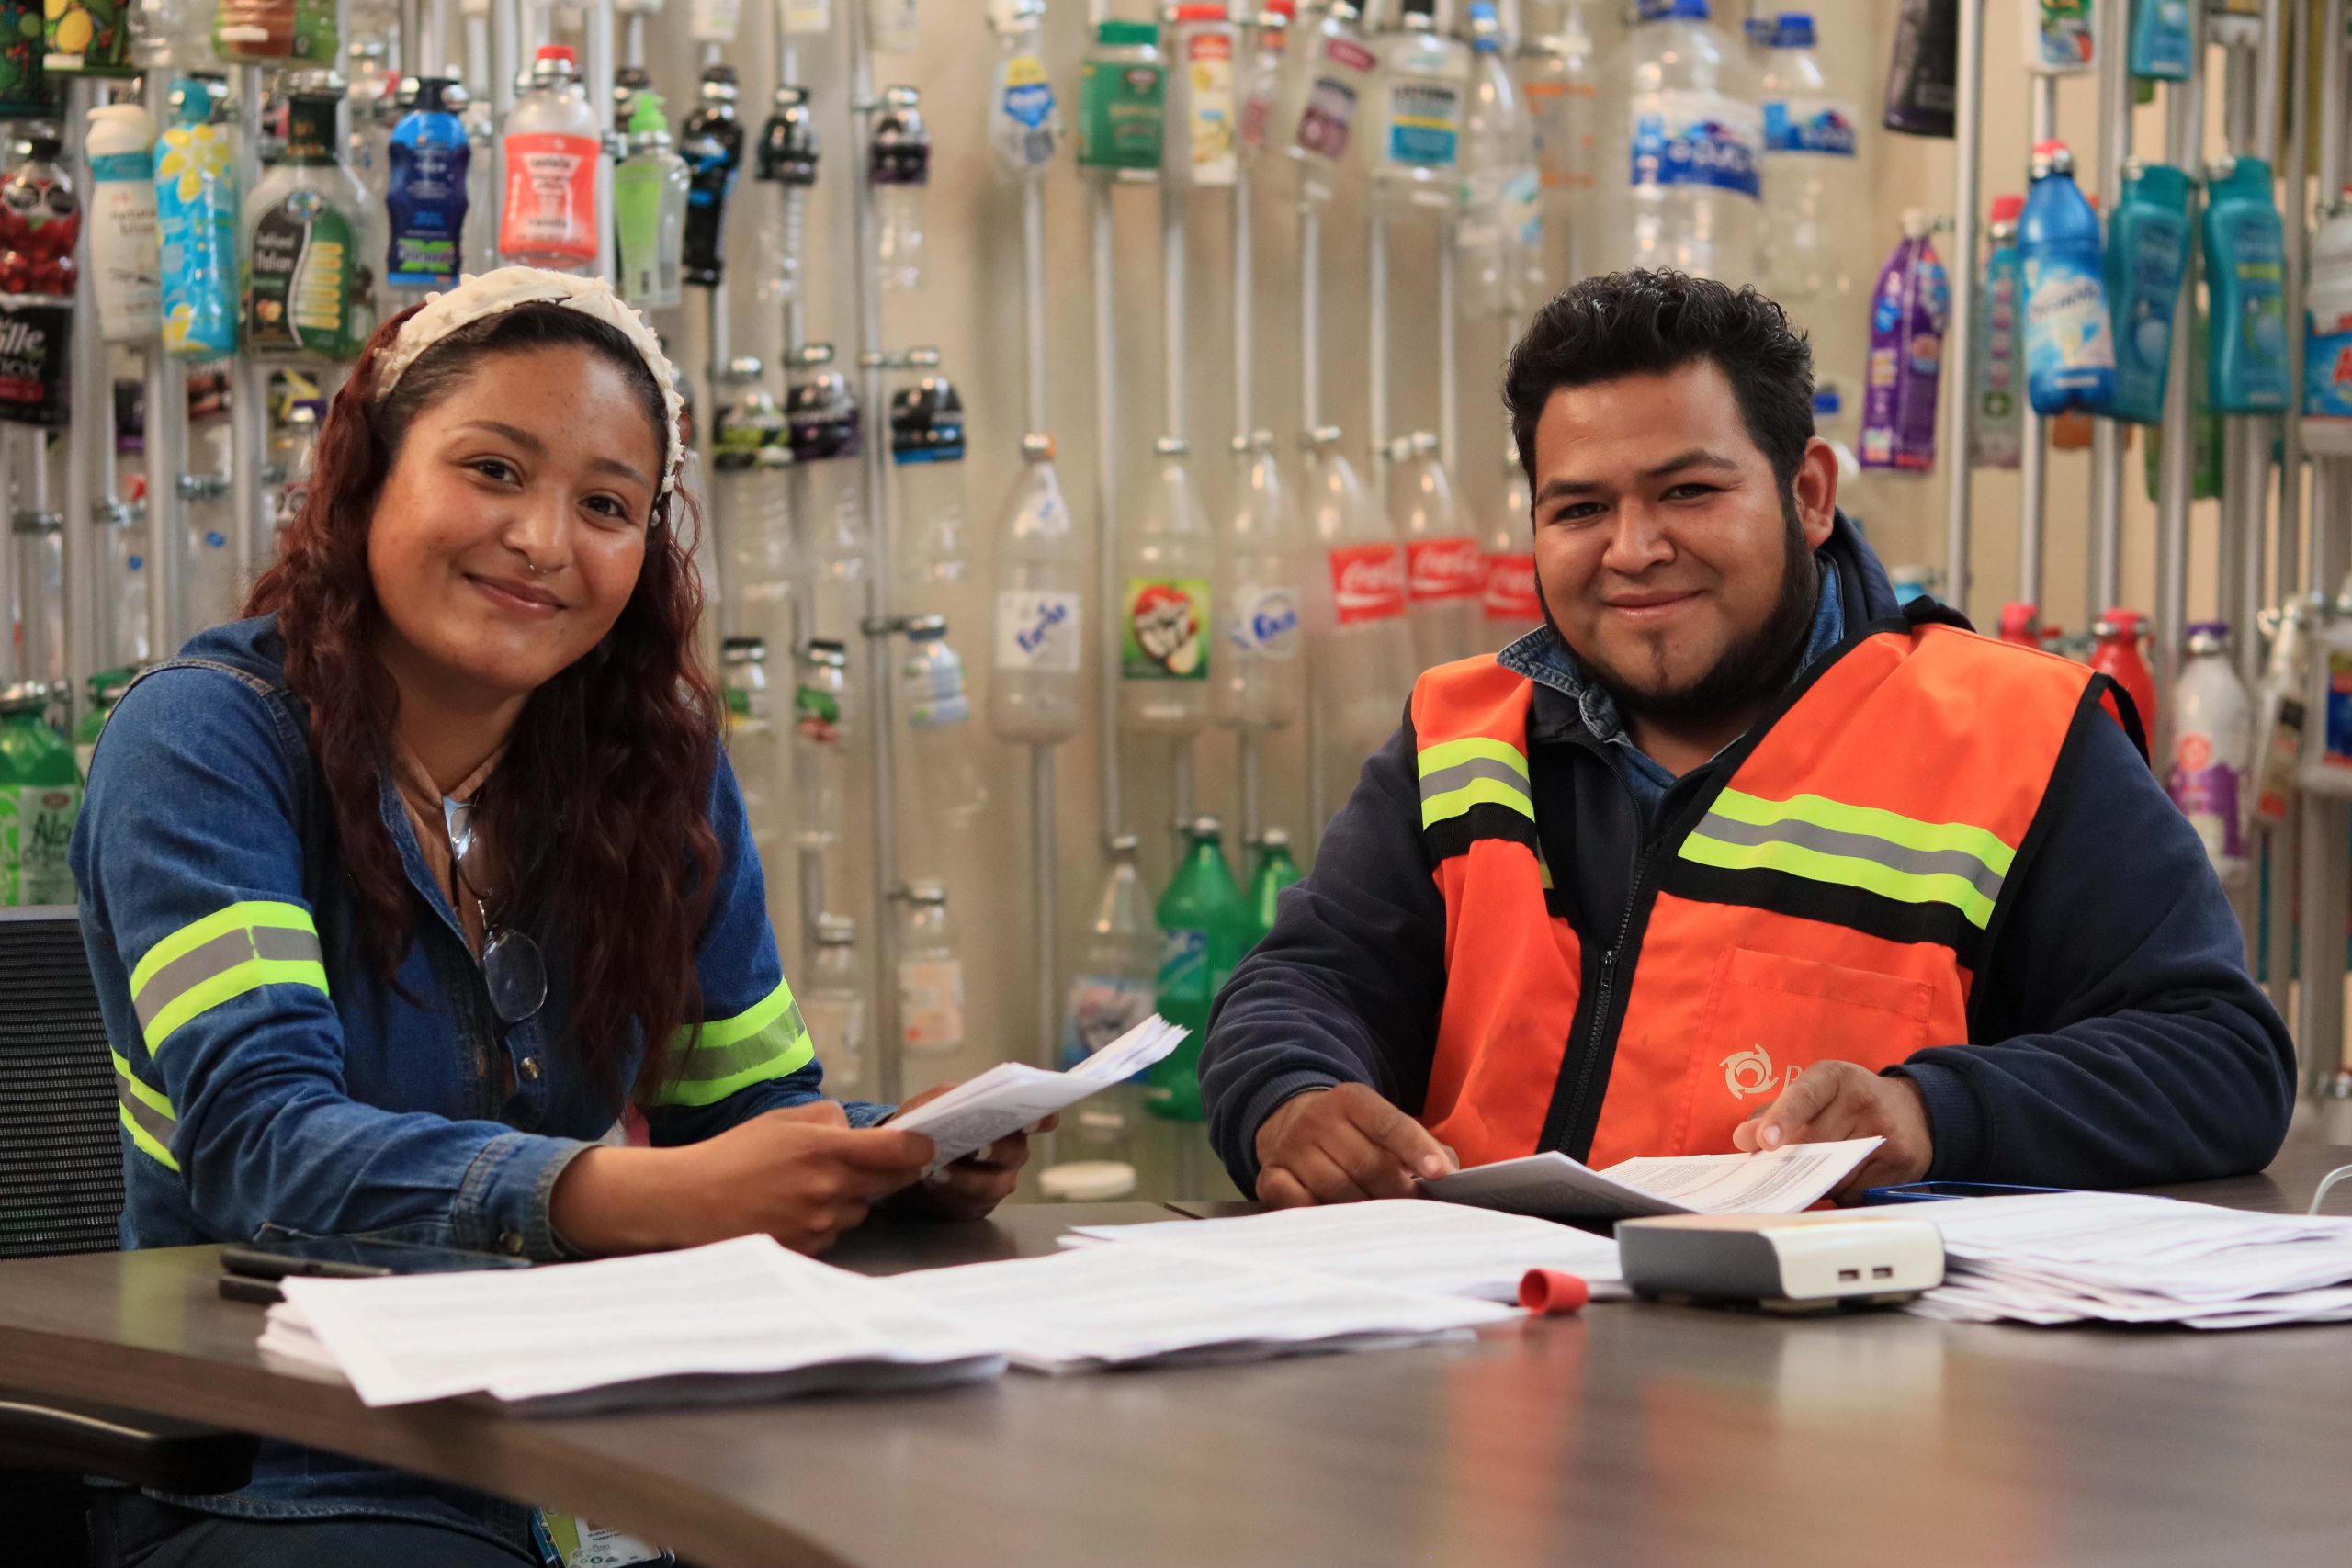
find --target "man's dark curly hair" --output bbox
[1502,270,1817,497]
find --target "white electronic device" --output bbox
[1617,1212,1945,1313]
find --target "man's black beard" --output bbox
[1545,497,1823,732]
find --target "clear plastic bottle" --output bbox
[498,45,600,273]
[1051,832,1155,1179]
[1121,436,1217,736]
[1214,430,1306,731]
[1368,0,1470,219]
[680,65,746,288]
[1163,1,1239,189]
[988,0,1060,181]
[613,88,688,310]
[1237,0,1294,164]
[801,915,866,1094]
[711,359,795,654]
[1390,432,1482,667]
[2167,622,2252,891]
[1516,0,1597,279]
[1302,426,1416,784]
[719,635,785,876]
[869,85,929,293]
[1595,0,1762,283]
[1482,443,1541,643]
[10,511,65,687]
[458,65,496,275]
[1755,11,1860,302]
[1456,1,1544,319]
[1272,0,1376,205]
[179,477,235,629]
[869,0,921,54]
[890,368,970,614]
[792,638,850,850]
[752,86,818,310]
[989,433,1086,745]
[899,615,989,825]
[896,881,966,1057]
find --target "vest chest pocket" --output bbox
[1676,947,1935,1156]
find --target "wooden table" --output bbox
[4,1156,2351,1567]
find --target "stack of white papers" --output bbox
[876,1241,1521,1371]
[892,1015,1186,1171]
[1847,1191,2352,1329]
[1061,1199,1628,1303]
[260,1235,1005,1410]
[1422,1137,1884,1223]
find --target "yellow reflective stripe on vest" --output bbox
[1416,735,1535,829]
[130,901,329,1053]
[112,1049,180,1171]
[648,977,817,1107]
[1680,787,2011,930]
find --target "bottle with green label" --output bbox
[72,666,132,778]
[0,682,81,906]
[1078,18,1164,179]
[1149,814,1250,1122]
[614,89,688,310]
[1243,826,1302,945]
[243,72,369,362]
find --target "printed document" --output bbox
[1421,1138,1884,1223]
[890,1015,1187,1171]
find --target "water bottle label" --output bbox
[2022,259,2117,380]
[1061,975,1156,1070]
[898,958,965,1053]
[1294,37,1376,162]
[2306,318,2352,419]
[1502,167,1544,250]
[2255,696,2304,824]
[780,0,831,32]
[1482,552,1540,623]
[902,648,973,728]
[1761,96,1858,157]
[689,0,743,44]
[500,132,600,261]
[2166,740,2245,862]
[0,783,78,905]
[995,589,1083,672]
[1627,89,1760,198]
[1079,59,1166,171]
[1122,577,1210,680]
[1156,927,1209,1001]
[1000,55,1058,171]
[1326,544,1408,626]
[1407,537,1482,604]
[1225,585,1302,659]
[1384,81,1462,168]
[794,683,842,743]
[2326,650,2352,770]
[1182,31,1238,186]
[2031,1,2096,72]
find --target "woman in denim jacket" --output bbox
[73,269,1036,1566]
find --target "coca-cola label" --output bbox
[1482,551,1540,623]
[1123,577,1210,680]
[1326,543,1407,626]
[1407,536,1482,603]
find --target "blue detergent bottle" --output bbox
[2019,138,2115,415]
[2102,158,2193,424]
[385,75,470,290]
[2129,0,2194,81]
[2203,155,2290,414]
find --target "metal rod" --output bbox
[2154,48,2207,763]
[587,0,616,283]
[1437,217,1458,474]
[2234,418,2269,692]
[1091,181,1125,845]
[2216,43,2258,645]
[1031,748,1057,1069]
[1163,186,1186,443]
[1023,183,1048,434]
[62,80,98,719]
[2088,0,2132,620]
[1172,743,1194,849]
[1369,214,1389,486]
[1239,731,1264,842]
[1300,205,1321,432]
[704,287,732,637]
[2017,76,2057,614]
[1232,165,1253,441]
[229,67,266,622]
[2277,0,2311,614]
[625,11,645,65]
[1940,0,1985,619]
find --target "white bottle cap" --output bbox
[1041,1160,1140,1201]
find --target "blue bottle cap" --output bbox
[1773,13,1816,48]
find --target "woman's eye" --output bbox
[470,458,517,483]
[583,495,638,526]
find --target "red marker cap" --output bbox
[1518,1269,1589,1314]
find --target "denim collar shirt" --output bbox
[69,615,880,1551]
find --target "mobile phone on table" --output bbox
[1862,1181,2074,1204]
[218,1235,530,1303]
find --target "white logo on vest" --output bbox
[1721,1045,1798,1100]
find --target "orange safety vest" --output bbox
[1408,613,2124,1170]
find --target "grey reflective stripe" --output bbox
[1688,808,2007,907]
[674,1001,811,1080]
[130,924,323,1032]
[1417,755,1534,805]
[116,1072,176,1148]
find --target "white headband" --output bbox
[371,266,686,499]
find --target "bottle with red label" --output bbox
[498,45,600,273]
[2089,606,2158,744]
[1388,431,1482,668]
[1483,443,1540,641]
[1303,424,1416,783]
[1121,435,1216,736]
[1996,602,2041,648]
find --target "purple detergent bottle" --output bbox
[1860,208,1950,472]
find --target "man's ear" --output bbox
[1792,436,1840,550]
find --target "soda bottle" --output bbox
[2020,139,2116,416]
[614,88,689,310]
[2090,608,2159,744]
[0,682,79,905]
[899,615,989,825]
[1214,430,1306,732]
[1121,437,1216,737]
[752,85,819,310]
[2168,622,2252,891]
[800,915,866,1095]
[384,76,469,291]
[155,77,240,358]
[499,45,600,272]
[1755,11,1860,303]
[1062,832,1159,1070]
[1303,426,1416,785]
[1391,432,1483,668]
[896,881,966,1057]
[1595,0,1761,283]
[1271,0,1375,206]
[869,86,929,292]
[989,433,1086,745]
[1237,0,1294,164]
[680,65,745,288]
[1148,815,1250,1122]
[72,666,131,778]
[1456,1,1543,320]
[792,638,850,850]
[709,357,795,654]
[1482,444,1541,645]
[1516,0,1598,278]
[1367,0,1469,220]
[718,635,785,879]
[1163,1,1238,190]
[987,0,1060,182]
[1243,825,1301,943]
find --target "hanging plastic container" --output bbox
[1859,209,1947,473]
[2019,139,2115,416]
[752,85,820,309]
[1078,18,1166,181]
[2202,155,2289,415]
[498,46,600,273]
[868,86,930,293]
[2102,160,2193,426]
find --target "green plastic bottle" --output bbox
[1149,814,1250,1122]
[1243,827,1302,946]
[72,666,132,778]
[0,682,80,905]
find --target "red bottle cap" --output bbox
[1176,2,1228,17]
[1518,1269,1589,1314]
[1997,603,2041,645]
[2033,139,2068,159]
[536,44,578,66]
[1989,193,2024,223]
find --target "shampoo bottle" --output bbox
[2129,0,2193,81]
[2202,155,2289,414]
[154,76,239,359]
[2102,158,2193,424]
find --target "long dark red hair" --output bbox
[246,300,723,1108]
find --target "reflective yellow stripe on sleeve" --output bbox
[129,901,330,1053]
[645,977,817,1108]
[112,1049,181,1171]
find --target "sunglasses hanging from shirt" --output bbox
[443,795,548,1025]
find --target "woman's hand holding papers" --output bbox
[1732,1061,1933,1202]
[883,1083,1057,1221]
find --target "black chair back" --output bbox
[0,907,124,1258]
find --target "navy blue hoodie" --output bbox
[1200,516,2296,1196]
